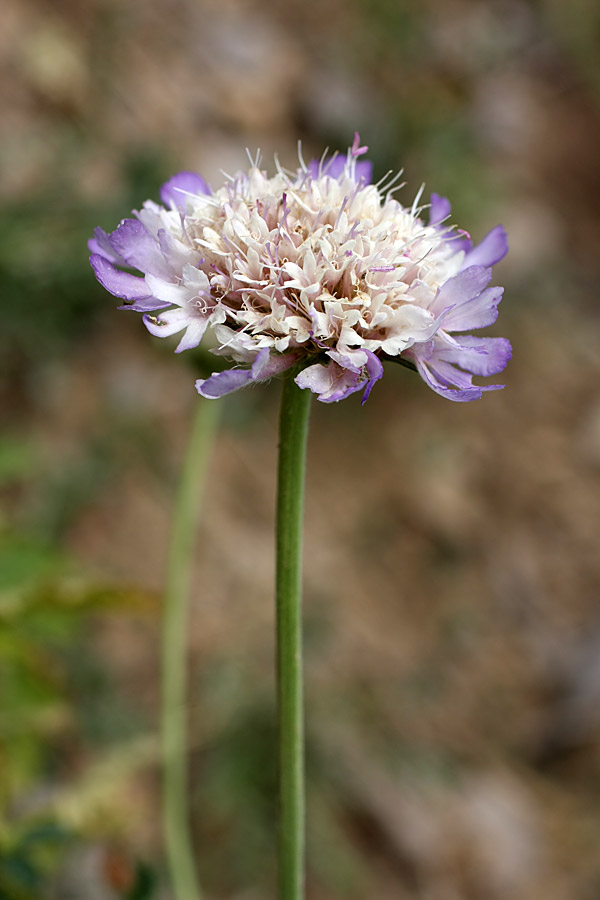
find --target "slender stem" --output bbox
[161,396,220,900]
[276,374,312,900]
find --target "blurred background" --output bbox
[2,0,600,897]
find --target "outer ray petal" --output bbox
[160,171,211,210]
[442,287,504,333]
[108,219,172,279]
[88,227,128,266]
[461,225,508,270]
[435,334,512,376]
[90,253,151,301]
[196,350,299,399]
[429,193,451,226]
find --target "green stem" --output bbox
[162,396,220,900]
[276,374,312,900]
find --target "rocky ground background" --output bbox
[2,1,600,898]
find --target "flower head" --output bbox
[89,135,510,403]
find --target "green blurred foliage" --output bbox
[0,821,72,900]
[0,428,159,897]
[0,524,160,897]
[0,143,171,375]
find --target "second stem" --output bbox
[162,396,220,900]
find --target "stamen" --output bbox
[297,140,307,172]
[410,183,426,217]
[245,147,262,169]
[351,132,368,157]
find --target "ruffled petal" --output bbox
[410,340,506,402]
[353,159,373,184]
[361,350,384,402]
[157,229,198,270]
[461,225,508,270]
[307,156,372,184]
[90,253,152,301]
[415,358,484,401]
[108,219,171,279]
[143,274,190,306]
[429,193,451,226]
[160,171,211,210]
[174,318,208,353]
[443,286,504,332]
[327,347,366,374]
[196,349,298,399]
[430,266,493,317]
[295,361,363,402]
[117,296,172,313]
[429,266,504,332]
[295,349,382,403]
[88,227,127,266]
[435,334,512,376]
[143,308,207,353]
[143,308,194,339]
[196,366,257,398]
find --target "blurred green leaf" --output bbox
[0,439,37,487]
[124,861,157,900]
[0,536,65,593]
[0,820,72,900]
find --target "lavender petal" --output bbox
[295,361,364,402]
[196,349,298,399]
[431,266,493,318]
[361,350,384,403]
[414,358,484,402]
[143,308,194,339]
[90,253,152,301]
[117,296,172,313]
[354,159,373,184]
[295,350,382,403]
[160,171,211,211]
[88,227,128,266]
[429,193,451,226]
[443,286,504,332]
[196,367,257,398]
[174,318,209,353]
[308,156,373,184]
[108,219,171,279]
[461,225,508,270]
[436,334,512,376]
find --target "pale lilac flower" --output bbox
[89,135,510,403]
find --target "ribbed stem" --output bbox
[161,396,220,900]
[276,374,312,900]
